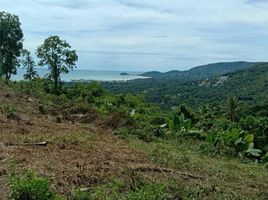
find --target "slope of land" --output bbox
[0,82,267,199]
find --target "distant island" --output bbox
[120,72,130,75]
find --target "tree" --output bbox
[0,11,23,80]
[226,96,239,122]
[21,49,38,80]
[36,35,78,93]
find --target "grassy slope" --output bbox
[0,83,267,199]
[129,138,268,199]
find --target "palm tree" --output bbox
[21,49,39,80]
[226,96,239,122]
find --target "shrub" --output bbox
[9,171,56,200]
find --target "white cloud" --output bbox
[1,0,268,71]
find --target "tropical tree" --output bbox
[226,96,239,122]
[36,35,78,93]
[0,11,24,80]
[21,49,38,80]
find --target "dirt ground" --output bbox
[0,86,154,198]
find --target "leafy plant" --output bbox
[246,143,262,158]
[169,113,191,133]
[9,171,57,200]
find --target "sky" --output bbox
[2,0,268,71]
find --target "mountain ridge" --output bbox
[140,61,258,81]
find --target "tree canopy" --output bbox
[36,35,78,93]
[0,11,24,80]
[21,49,38,80]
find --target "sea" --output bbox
[12,68,149,82]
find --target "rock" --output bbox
[120,72,129,76]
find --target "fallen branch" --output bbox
[131,165,172,173]
[1,155,14,163]
[131,165,203,180]
[6,141,48,147]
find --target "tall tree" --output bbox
[0,11,23,80]
[36,35,78,93]
[21,49,38,80]
[226,96,239,122]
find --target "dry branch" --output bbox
[132,165,203,180]
[6,141,48,147]
[132,165,172,173]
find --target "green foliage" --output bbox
[240,116,268,152]
[9,171,57,200]
[246,143,262,157]
[7,74,268,162]
[36,35,78,93]
[125,183,168,200]
[84,168,175,200]
[226,96,239,122]
[21,49,39,80]
[71,189,90,200]
[103,63,268,110]
[262,152,268,163]
[169,113,191,133]
[0,11,23,80]
[0,104,18,120]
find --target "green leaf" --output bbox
[230,129,240,140]
[235,137,244,145]
[244,134,254,144]
[246,143,262,157]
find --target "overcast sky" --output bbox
[2,0,268,71]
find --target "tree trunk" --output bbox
[54,75,58,94]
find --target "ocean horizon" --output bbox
[13,68,149,82]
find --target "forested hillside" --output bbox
[103,61,257,95]
[103,62,268,109]
[144,62,268,108]
[140,61,257,81]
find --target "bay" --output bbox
[12,68,149,82]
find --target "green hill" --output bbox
[143,62,268,108]
[104,62,268,109]
[103,61,258,95]
[139,61,257,81]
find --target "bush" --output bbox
[9,171,57,200]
